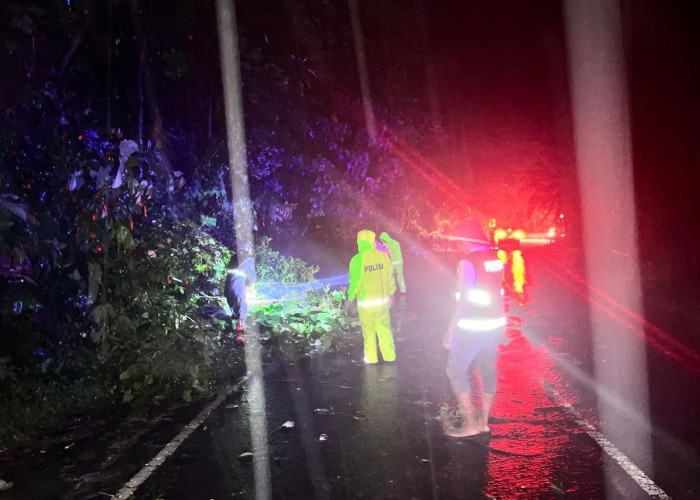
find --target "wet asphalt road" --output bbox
[3,245,699,499]
[126,246,700,499]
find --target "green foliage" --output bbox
[0,121,238,435]
[250,237,359,358]
[0,0,399,445]
[253,286,358,360]
[254,236,319,283]
[91,219,232,404]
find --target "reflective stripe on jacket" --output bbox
[455,248,505,331]
[384,237,403,265]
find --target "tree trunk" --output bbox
[130,0,166,154]
[137,40,145,149]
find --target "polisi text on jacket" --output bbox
[364,263,384,272]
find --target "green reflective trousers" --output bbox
[359,305,395,363]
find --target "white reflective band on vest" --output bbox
[484,259,504,272]
[456,289,491,305]
[467,288,491,306]
[392,259,403,265]
[358,297,391,308]
[227,269,247,278]
[457,316,507,331]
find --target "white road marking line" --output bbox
[113,377,248,499]
[542,381,671,500]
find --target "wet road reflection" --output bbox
[498,249,528,306]
[136,248,615,499]
[4,247,696,499]
[484,249,607,498]
[342,364,403,498]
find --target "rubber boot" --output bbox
[234,319,245,343]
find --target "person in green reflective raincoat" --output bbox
[348,230,396,363]
[379,232,406,294]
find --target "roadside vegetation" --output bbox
[0,137,357,446]
[0,2,408,448]
[0,2,560,448]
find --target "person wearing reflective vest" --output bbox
[379,231,406,294]
[224,248,256,343]
[348,230,397,364]
[443,218,505,437]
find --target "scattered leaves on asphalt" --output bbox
[314,408,336,415]
[549,481,564,494]
[271,420,296,434]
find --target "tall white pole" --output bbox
[563,0,652,495]
[215,2,271,498]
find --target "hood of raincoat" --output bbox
[357,229,376,253]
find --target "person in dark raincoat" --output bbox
[224,247,256,343]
